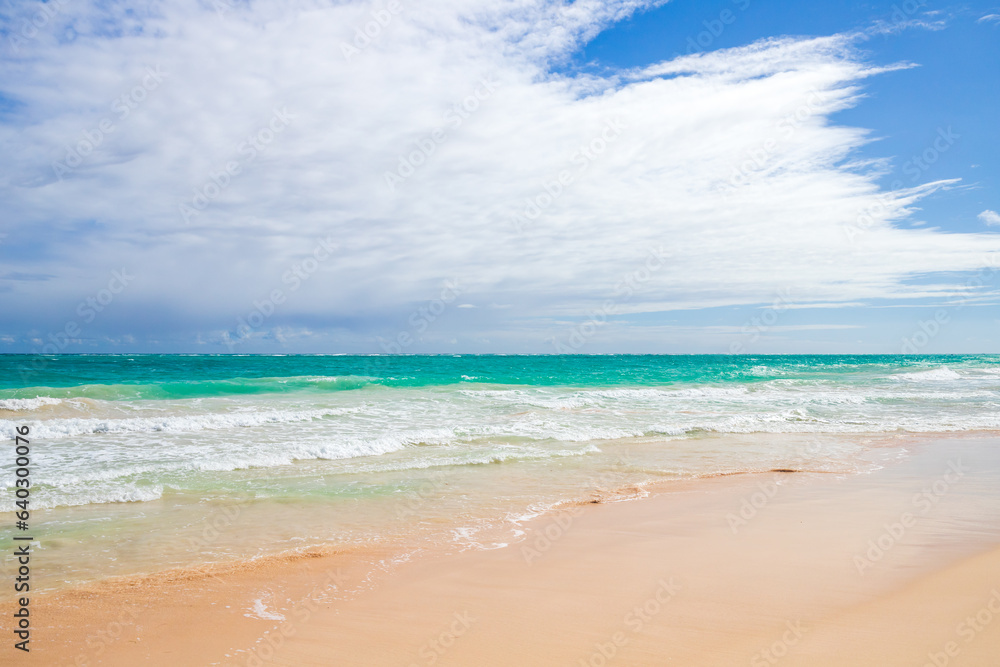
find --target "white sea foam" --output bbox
[460,386,750,408]
[467,420,644,442]
[246,597,285,621]
[6,367,1000,515]
[586,386,749,400]
[0,483,164,512]
[38,441,602,492]
[0,396,63,411]
[647,425,694,436]
[890,367,962,382]
[0,408,346,440]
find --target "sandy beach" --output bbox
[5,433,1000,666]
[5,0,1000,659]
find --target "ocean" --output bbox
[2,354,999,592]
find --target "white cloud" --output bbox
[978,14,1000,24]
[979,210,1000,226]
[1,0,998,349]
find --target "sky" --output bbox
[0,0,998,355]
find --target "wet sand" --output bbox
[4,434,1000,666]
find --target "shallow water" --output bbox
[1,354,998,592]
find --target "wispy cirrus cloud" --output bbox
[0,0,997,352]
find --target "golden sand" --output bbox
[4,436,1000,666]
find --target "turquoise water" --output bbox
[1,354,999,589]
[3,353,1000,508]
[5,354,998,395]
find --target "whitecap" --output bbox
[0,397,63,411]
[890,367,962,382]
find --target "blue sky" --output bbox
[1,0,998,354]
[574,0,1000,231]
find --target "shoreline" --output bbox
[5,432,1000,665]
[2,429,916,599]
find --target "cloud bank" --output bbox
[1,0,998,352]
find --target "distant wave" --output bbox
[0,396,63,411]
[0,407,350,439]
[889,366,963,383]
[0,442,603,511]
[0,375,374,402]
[0,482,166,512]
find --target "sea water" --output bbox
[1,354,998,593]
